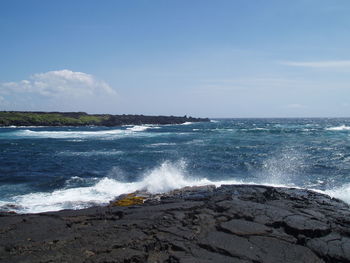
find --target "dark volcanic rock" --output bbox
[0,185,349,262]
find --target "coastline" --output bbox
[0,111,210,127]
[1,184,349,262]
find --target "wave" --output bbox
[126,125,150,132]
[181,122,194,125]
[57,150,123,157]
[9,126,161,139]
[0,161,243,213]
[323,184,350,204]
[0,125,47,128]
[146,142,177,147]
[326,125,350,131]
[241,128,268,131]
[1,160,350,214]
[16,129,125,139]
[252,128,268,130]
[126,124,161,132]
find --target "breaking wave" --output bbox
[0,161,243,214]
[126,125,160,132]
[181,122,194,125]
[15,129,125,139]
[326,125,350,131]
[323,184,350,204]
[1,160,349,214]
[57,150,123,157]
[126,125,150,132]
[6,125,161,139]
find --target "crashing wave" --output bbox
[326,125,350,131]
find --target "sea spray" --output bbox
[323,183,350,204]
[260,148,305,187]
[1,160,246,213]
[1,118,350,213]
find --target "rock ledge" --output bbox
[1,185,349,263]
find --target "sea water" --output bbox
[1,118,350,213]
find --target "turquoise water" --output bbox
[1,118,350,213]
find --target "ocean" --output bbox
[1,118,350,213]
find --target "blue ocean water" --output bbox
[1,118,350,213]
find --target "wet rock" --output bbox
[0,185,349,262]
[248,236,322,263]
[307,233,350,262]
[220,219,272,236]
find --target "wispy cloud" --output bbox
[0,69,118,112]
[281,60,350,68]
[1,69,116,97]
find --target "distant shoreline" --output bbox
[0,111,210,127]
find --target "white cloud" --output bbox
[0,69,118,112]
[281,60,350,68]
[1,69,116,97]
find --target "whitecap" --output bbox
[250,128,268,131]
[11,127,166,139]
[126,125,150,132]
[146,142,176,147]
[57,150,123,157]
[16,129,125,139]
[3,160,350,213]
[326,125,350,131]
[181,122,193,125]
[0,161,243,213]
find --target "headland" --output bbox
[0,111,210,127]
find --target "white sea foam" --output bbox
[17,129,125,138]
[146,142,176,147]
[181,122,193,125]
[2,160,350,213]
[12,126,161,139]
[322,184,350,204]
[251,128,268,131]
[326,125,350,131]
[0,125,47,128]
[2,161,243,213]
[58,150,123,157]
[126,125,150,132]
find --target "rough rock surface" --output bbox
[0,185,350,263]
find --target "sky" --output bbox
[1,0,350,118]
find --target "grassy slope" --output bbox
[0,111,209,126]
[0,112,109,126]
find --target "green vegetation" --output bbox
[0,111,109,126]
[0,111,210,126]
[111,194,145,207]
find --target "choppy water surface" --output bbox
[1,118,350,213]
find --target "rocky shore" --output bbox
[0,185,349,263]
[0,111,210,127]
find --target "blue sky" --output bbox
[1,0,350,117]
